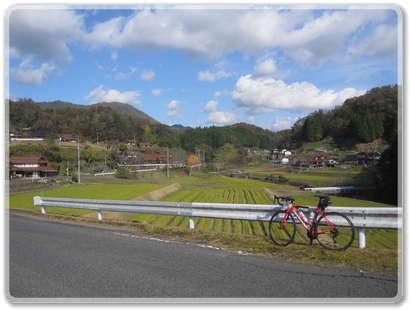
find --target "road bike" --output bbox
[268,195,355,251]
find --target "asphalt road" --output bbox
[6,209,400,302]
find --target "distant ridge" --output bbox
[35,100,159,124]
[92,102,159,124]
[170,124,193,130]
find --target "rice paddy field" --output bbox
[7,172,398,251]
[6,169,401,276]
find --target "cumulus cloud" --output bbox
[197,69,232,82]
[232,75,366,115]
[141,69,155,81]
[8,8,84,83]
[270,116,299,132]
[207,111,238,125]
[10,58,56,84]
[254,58,277,76]
[85,8,396,65]
[8,7,397,86]
[166,100,181,117]
[201,99,238,125]
[151,88,163,96]
[84,85,142,106]
[202,100,218,113]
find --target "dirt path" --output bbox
[83,183,183,221]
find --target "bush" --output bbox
[264,174,288,184]
[115,167,133,179]
[288,180,311,189]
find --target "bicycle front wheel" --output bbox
[269,211,296,246]
[315,212,355,251]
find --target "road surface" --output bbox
[6,209,400,302]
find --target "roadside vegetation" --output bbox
[6,85,400,276]
[7,169,399,277]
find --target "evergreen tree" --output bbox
[373,138,398,205]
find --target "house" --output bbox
[328,158,339,167]
[142,153,171,164]
[9,131,23,140]
[123,139,136,146]
[306,153,332,167]
[344,152,381,165]
[56,134,78,142]
[31,127,52,139]
[93,165,108,173]
[8,156,58,178]
[139,142,154,148]
[343,155,358,165]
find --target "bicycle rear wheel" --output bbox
[269,210,296,246]
[315,212,355,251]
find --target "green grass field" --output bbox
[7,173,398,251]
[6,172,400,276]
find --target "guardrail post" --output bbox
[189,217,195,229]
[358,228,366,249]
[98,210,102,221]
[41,205,46,214]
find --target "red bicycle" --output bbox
[268,195,355,251]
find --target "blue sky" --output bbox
[5,3,402,132]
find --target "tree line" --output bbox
[8,85,398,153]
[7,84,400,205]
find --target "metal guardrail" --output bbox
[33,196,401,249]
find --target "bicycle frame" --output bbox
[271,194,355,250]
[281,204,337,239]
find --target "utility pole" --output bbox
[166,146,170,178]
[77,139,81,184]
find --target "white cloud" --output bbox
[270,116,299,131]
[197,69,232,82]
[207,111,238,125]
[151,87,174,96]
[254,59,277,76]
[95,62,104,70]
[141,69,155,81]
[166,100,181,117]
[152,88,163,96]
[115,66,137,80]
[202,100,218,113]
[84,85,142,106]
[202,99,238,125]
[10,58,56,85]
[232,75,366,115]
[346,24,398,60]
[8,8,84,83]
[8,7,397,86]
[90,7,396,65]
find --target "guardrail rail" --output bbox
[33,196,402,249]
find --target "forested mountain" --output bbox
[290,85,398,147]
[35,100,159,124]
[7,85,399,153]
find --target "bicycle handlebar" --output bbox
[274,194,332,209]
[274,195,295,206]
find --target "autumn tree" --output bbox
[187,154,199,176]
[83,146,96,163]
